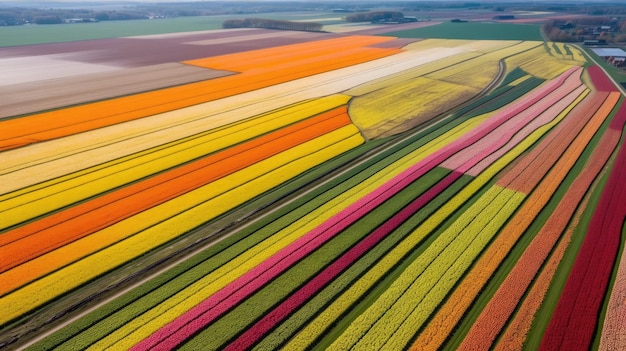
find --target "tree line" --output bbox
[345,11,404,23]
[222,18,322,32]
[543,18,626,43]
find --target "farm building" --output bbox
[584,39,607,45]
[493,15,515,20]
[592,48,626,66]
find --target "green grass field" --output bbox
[0,17,224,47]
[385,21,543,41]
[0,12,339,47]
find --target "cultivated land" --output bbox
[1,12,625,351]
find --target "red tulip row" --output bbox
[588,65,619,92]
[540,100,626,351]
[497,95,623,350]
[409,68,595,350]
[460,91,620,350]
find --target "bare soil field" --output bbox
[0,64,232,119]
[0,29,332,118]
[0,29,330,67]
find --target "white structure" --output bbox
[592,48,626,66]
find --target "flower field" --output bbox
[1,27,625,351]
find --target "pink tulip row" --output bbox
[440,76,605,351]
[540,102,626,351]
[440,67,582,174]
[226,82,587,348]
[465,84,585,176]
[132,124,477,351]
[222,171,466,350]
[495,99,625,351]
[129,130,460,350]
[411,86,606,351]
[497,91,609,193]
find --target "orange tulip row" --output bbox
[456,91,620,350]
[0,107,351,284]
[410,83,618,350]
[0,36,397,151]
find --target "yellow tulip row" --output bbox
[349,77,477,133]
[409,87,590,348]
[402,39,520,53]
[452,39,526,54]
[508,74,532,86]
[568,44,587,63]
[0,84,352,195]
[323,177,522,350]
[346,51,482,97]
[276,114,494,350]
[547,42,587,64]
[505,46,577,79]
[425,41,542,89]
[0,95,351,229]
[0,125,363,327]
[343,187,525,351]
[348,40,547,139]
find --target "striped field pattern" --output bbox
[1,30,625,351]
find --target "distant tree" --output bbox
[222,18,322,32]
[93,11,147,21]
[345,11,403,23]
[222,19,245,28]
[543,21,554,36]
[34,15,62,24]
[94,12,109,21]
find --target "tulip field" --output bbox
[1,26,625,351]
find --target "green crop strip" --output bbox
[311,172,475,350]
[178,167,450,350]
[384,22,543,41]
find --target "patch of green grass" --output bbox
[384,22,543,41]
[0,17,225,47]
[0,12,337,47]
